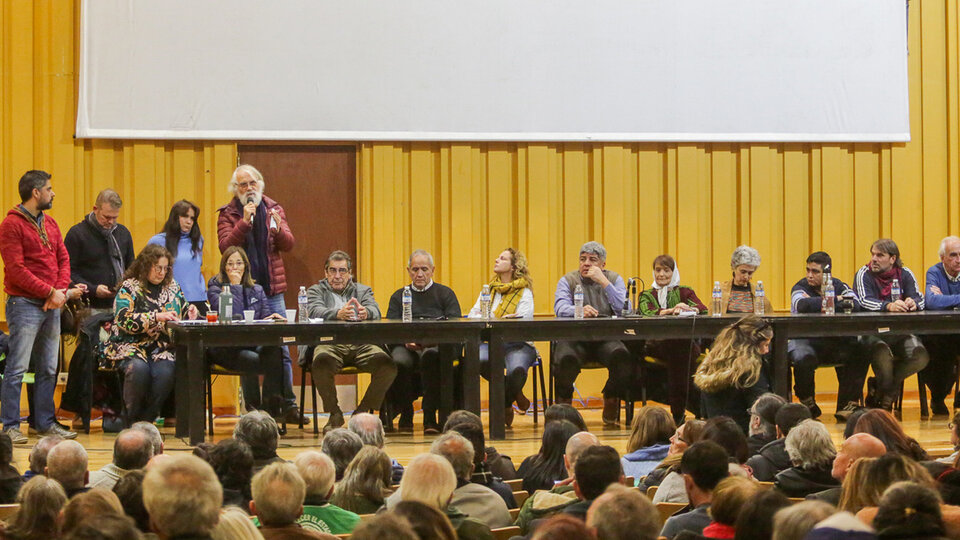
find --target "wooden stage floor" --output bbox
[15,395,956,473]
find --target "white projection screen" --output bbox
[76,0,909,142]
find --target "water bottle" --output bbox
[622,298,631,318]
[824,277,836,315]
[480,284,491,320]
[712,281,722,317]
[891,278,901,301]
[821,272,831,311]
[402,286,413,322]
[754,280,765,315]
[297,286,308,323]
[218,286,233,323]
[574,283,584,319]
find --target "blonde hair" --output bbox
[212,506,265,540]
[694,316,772,392]
[708,476,761,526]
[626,406,676,453]
[772,501,837,540]
[4,476,66,539]
[142,455,223,537]
[504,247,533,286]
[837,457,878,513]
[294,450,336,499]
[251,462,306,527]
[400,454,457,510]
[838,453,935,514]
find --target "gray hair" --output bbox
[399,453,457,510]
[29,435,64,474]
[229,164,265,196]
[143,455,222,537]
[294,451,336,499]
[430,432,475,482]
[233,411,279,458]
[321,428,363,481]
[731,245,761,269]
[772,501,837,540]
[785,419,836,469]
[940,236,960,258]
[251,462,306,527]
[94,189,123,209]
[580,241,607,262]
[348,413,385,448]
[408,249,435,268]
[588,483,660,540]
[46,440,88,490]
[131,421,163,456]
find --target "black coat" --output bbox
[746,439,791,482]
[63,218,135,309]
[774,464,839,498]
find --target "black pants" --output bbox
[208,346,284,415]
[920,335,960,403]
[701,370,770,434]
[386,344,459,428]
[788,338,869,407]
[553,340,632,401]
[645,339,702,423]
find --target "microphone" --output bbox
[246,195,255,205]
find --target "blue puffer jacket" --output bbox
[620,443,671,481]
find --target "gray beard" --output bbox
[243,191,263,207]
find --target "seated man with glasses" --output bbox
[301,251,396,433]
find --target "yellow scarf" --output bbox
[490,276,529,318]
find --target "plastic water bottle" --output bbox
[712,281,722,317]
[218,286,233,323]
[754,281,765,315]
[480,284,491,320]
[891,278,901,301]
[821,272,831,310]
[297,286,308,323]
[574,284,584,319]
[823,277,836,315]
[402,286,413,322]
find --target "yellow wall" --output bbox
[3,1,959,403]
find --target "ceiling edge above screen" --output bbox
[76,0,910,143]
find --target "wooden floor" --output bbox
[15,394,956,473]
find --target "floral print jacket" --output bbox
[102,278,188,368]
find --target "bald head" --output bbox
[832,433,887,481]
[348,413,385,448]
[564,431,601,476]
[46,440,89,490]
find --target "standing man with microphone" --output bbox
[217,164,305,425]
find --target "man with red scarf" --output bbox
[853,238,928,411]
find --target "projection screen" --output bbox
[76,0,909,142]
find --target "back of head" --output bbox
[430,432,475,482]
[443,410,483,432]
[587,484,660,540]
[400,453,457,510]
[294,450,336,500]
[750,393,787,439]
[7,476,67,538]
[130,421,163,456]
[708,476,761,526]
[251,462,306,527]
[680,441,730,491]
[732,489,791,540]
[322,427,364,481]
[573,445,622,501]
[531,513,594,540]
[113,429,153,470]
[544,404,588,432]
[701,417,749,464]
[392,500,458,540]
[61,513,143,540]
[785,419,836,469]
[350,512,419,540]
[112,469,149,533]
[142,454,223,537]
[333,446,392,505]
[348,412,385,448]
[838,457,879,513]
[211,506,265,540]
[449,422,486,471]
[775,403,812,437]
[208,438,254,491]
[29,435,64,474]
[858,453,936,509]
[627,406,676,453]
[565,431,601,471]
[62,489,124,535]
[843,408,869,440]
[854,409,928,461]
[46,439,88,489]
[528,420,582,489]
[233,411,279,459]
[874,481,945,539]
[772,501,837,540]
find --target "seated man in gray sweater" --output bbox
[660,441,730,540]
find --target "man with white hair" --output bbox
[131,420,163,455]
[921,235,960,415]
[398,453,492,539]
[386,432,511,528]
[143,454,223,540]
[808,432,886,505]
[217,164,303,425]
[23,434,63,481]
[251,462,338,539]
[587,483,661,540]
[553,241,631,425]
[774,419,840,498]
[347,412,404,482]
[293,451,360,535]
[45,439,89,498]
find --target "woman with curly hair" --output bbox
[694,315,772,433]
[103,244,198,426]
[469,248,537,427]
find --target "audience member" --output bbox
[62,512,144,540]
[148,199,207,313]
[746,402,811,482]
[23,435,62,481]
[771,501,837,540]
[774,419,839,498]
[640,419,705,492]
[844,408,869,440]
[398,453,492,540]
[61,489,124,536]
[444,410,516,481]
[654,416,749,504]
[517,420,582,493]
[88,428,152,490]
[0,476,67,540]
[321,428,363,481]
[702,476,761,539]
[745,393,786,454]
[566,445,624,521]
[142,454,223,540]
[531,514,593,540]
[250,462,337,540]
[392,500,458,540]
[330,446,393,514]
[873,481,946,539]
[621,406,675,479]
[112,469,149,533]
[732,489,791,540]
[543,403,588,432]
[839,453,935,514]
[586,483,660,540]
[446,421,516,508]
[348,513,418,540]
[46,440,89,498]
[348,412,404,483]
[660,441,730,539]
[803,511,877,540]
[130,421,163,455]
[808,433,886,505]
[939,410,960,465]
[854,409,929,461]
[0,432,22,503]
[234,410,284,472]
[212,506,265,540]
[209,438,255,509]
[293,451,360,535]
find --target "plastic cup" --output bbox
[205,312,218,323]
[243,309,255,323]
[286,309,297,322]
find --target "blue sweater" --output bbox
[147,233,206,302]
[925,262,960,310]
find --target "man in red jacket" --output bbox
[0,170,84,443]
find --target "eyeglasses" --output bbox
[153,265,170,273]
[237,181,256,190]
[326,267,350,275]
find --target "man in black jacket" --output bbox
[63,189,135,311]
[788,251,869,420]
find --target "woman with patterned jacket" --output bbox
[103,244,198,426]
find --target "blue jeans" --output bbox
[265,293,297,410]
[122,356,176,425]
[2,297,60,430]
[479,342,537,408]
